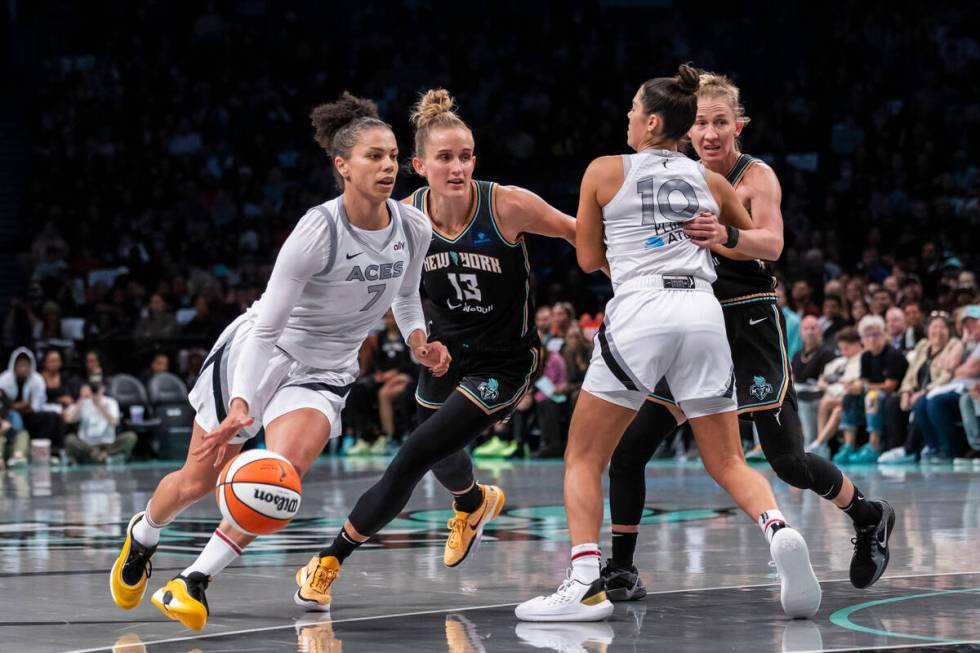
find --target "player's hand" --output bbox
[414,340,452,377]
[683,211,726,247]
[192,398,253,466]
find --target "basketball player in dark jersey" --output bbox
[293,89,576,609]
[601,71,896,601]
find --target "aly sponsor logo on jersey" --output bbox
[471,230,493,246]
[424,251,503,273]
[478,378,500,402]
[749,375,773,400]
[346,261,405,282]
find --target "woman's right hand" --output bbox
[900,392,911,412]
[192,398,254,466]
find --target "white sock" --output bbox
[182,529,243,578]
[570,543,601,584]
[758,509,788,544]
[132,501,170,548]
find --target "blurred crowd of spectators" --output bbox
[3,2,978,464]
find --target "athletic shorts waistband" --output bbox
[616,273,714,293]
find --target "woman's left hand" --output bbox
[683,212,726,247]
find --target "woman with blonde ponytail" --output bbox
[294,88,578,610]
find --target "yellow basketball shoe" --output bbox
[151,573,211,631]
[444,484,505,568]
[294,555,341,611]
[110,512,157,610]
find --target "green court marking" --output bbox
[829,587,980,643]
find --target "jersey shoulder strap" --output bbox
[725,153,759,187]
[410,187,428,212]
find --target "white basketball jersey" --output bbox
[602,149,719,289]
[245,196,428,376]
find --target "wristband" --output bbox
[724,225,740,248]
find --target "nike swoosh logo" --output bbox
[877,528,889,548]
[346,252,362,260]
[749,317,768,325]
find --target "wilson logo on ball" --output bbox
[215,450,303,536]
[253,489,299,514]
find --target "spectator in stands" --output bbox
[807,327,864,457]
[83,349,108,386]
[793,316,838,446]
[64,381,137,464]
[534,348,569,459]
[902,275,925,307]
[535,306,553,349]
[879,312,961,463]
[0,391,29,467]
[903,300,926,340]
[834,315,909,463]
[561,325,592,408]
[182,296,222,342]
[913,305,980,463]
[819,294,847,341]
[790,279,818,318]
[0,348,66,462]
[886,306,916,354]
[871,288,894,318]
[777,284,803,359]
[850,299,871,324]
[139,352,171,387]
[40,350,77,413]
[547,302,575,353]
[132,293,179,341]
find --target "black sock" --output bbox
[611,531,638,568]
[452,483,484,513]
[841,487,882,528]
[319,527,362,563]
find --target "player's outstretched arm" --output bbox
[492,185,576,245]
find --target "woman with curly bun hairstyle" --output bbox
[297,87,578,609]
[110,92,450,630]
[516,64,822,622]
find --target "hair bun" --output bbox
[310,92,380,154]
[675,63,700,95]
[410,89,456,129]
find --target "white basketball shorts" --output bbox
[582,276,737,419]
[188,315,350,443]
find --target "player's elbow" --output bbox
[577,251,605,274]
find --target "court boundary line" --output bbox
[794,641,980,653]
[59,570,980,653]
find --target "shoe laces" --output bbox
[543,570,578,606]
[126,541,154,582]
[310,563,338,593]
[446,515,466,550]
[851,525,876,562]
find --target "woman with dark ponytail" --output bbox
[295,87,579,609]
[110,92,450,631]
[515,64,822,622]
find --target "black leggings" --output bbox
[347,391,497,536]
[609,402,679,526]
[609,399,846,527]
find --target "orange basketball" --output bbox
[215,449,302,535]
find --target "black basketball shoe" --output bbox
[850,499,896,589]
[600,559,647,601]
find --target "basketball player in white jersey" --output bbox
[515,64,821,622]
[108,92,450,630]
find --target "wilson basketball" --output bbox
[215,450,302,536]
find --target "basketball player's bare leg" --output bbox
[109,421,242,611]
[153,408,332,630]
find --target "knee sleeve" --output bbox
[756,404,844,499]
[609,402,678,526]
